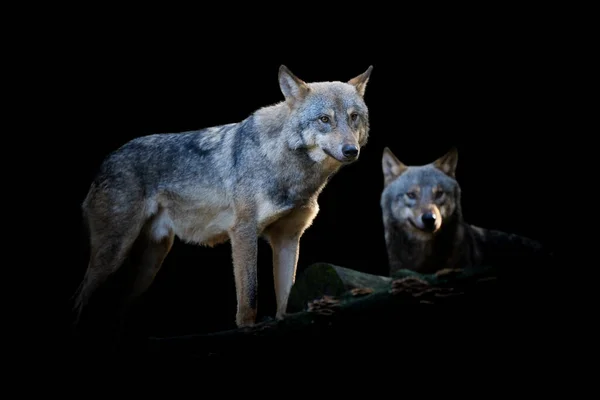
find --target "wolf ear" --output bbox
[348,65,373,97]
[279,65,309,104]
[382,147,407,186]
[433,147,459,178]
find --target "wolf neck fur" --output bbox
[252,102,342,202]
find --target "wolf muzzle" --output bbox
[410,208,442,233]
[324,143,360,163]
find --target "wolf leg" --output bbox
[75,231,144,323]
[117,213,174,338]
[73,214,145,325]
[229,219,259,328]
[129,210,175,301]
[265,204,319,319]
[270,235,300,319]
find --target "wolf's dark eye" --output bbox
[319,116,330,123]
[350,112,358,121]
[435,190,444,199]
[406,192,416,200]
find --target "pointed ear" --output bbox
[382,147,407,186]
[279,65,309,103]
[432,147,458,178]
[348,65,373,97]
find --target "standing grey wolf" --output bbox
[380,146,548,276]
[74,64,373,328]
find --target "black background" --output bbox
[54,13,578,343]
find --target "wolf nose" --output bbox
[421,212,437,230]
[342,144,359,159]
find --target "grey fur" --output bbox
[74,64,374,328]
[380,147,546,275]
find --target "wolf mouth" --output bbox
[408,218,437,234]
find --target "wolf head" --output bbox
[380,147,461,236]
[278,65,373,164]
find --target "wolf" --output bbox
[380,146,550,276]
[73,64,373,328]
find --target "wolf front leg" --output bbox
[265,204,319,320]
[229,219,259,328]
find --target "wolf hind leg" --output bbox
[73,207,147,326]
[116,209,174,340]
[127,209,175,303]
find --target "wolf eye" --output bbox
[350,112,358,121]
[406,192,416,200]
[319,116,330,123]
[435,190,444,199]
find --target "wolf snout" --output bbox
[421,212,437,231]
[341,144,359,160]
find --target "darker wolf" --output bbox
[380,146,550,276]
[73,64,374,329]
